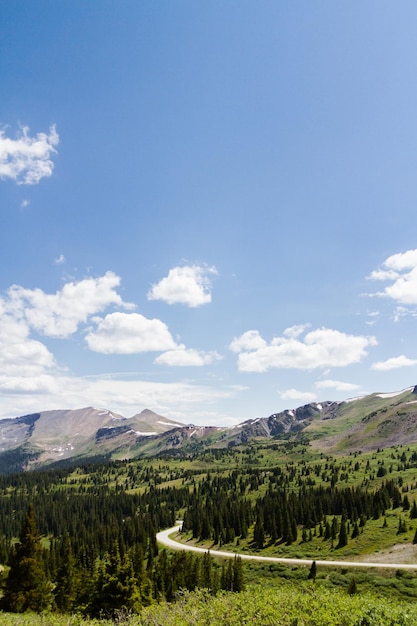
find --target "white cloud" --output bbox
[283,323,311,338]
[86,312,180,354]
[7,271,133,338]
[280,389,317,402]
[0,273,235,424]
[371,355,417,371]
[367,249,417,305]
[54,254,65,265]
[0,372,238,423]
[147,264,217,307]
[315,379,360,392]
[0,125,59,184]
[0,311,56,377]
[231,326,377,373]
[229,330,267,353]
[155,348,222,367]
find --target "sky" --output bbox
[1,2,417,426]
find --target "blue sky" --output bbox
[1,2,417,425]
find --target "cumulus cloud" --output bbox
[315,379,360,392]
[367,249,417,305]
[6,271,133,338]
[0,125,59,184]
[0,272,237,424]
[54,254,65,265]
[86,312,180,354]
[371,355,417,371]
[0,312,55,377]
[280,389,317,402]
[155,348,222,367]
[147,264,217,307]
[230,326,377,373]
[229,330,267,353]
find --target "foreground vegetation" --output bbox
[2,585,417,625]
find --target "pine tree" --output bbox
[54,535,78,612]
[232,556,245,592]
[351,522,360,539]
[253,515,265,549]
[337,519,348,548]
[308,560,317,582]
[89,542,141,617]
[1,504,53,613]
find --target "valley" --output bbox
[2,386,417,623]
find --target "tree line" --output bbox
[1,504,244,616]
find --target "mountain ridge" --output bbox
[1,385,417,471]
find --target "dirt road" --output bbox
[156,524,417,571]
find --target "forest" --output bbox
[1,437,417,622]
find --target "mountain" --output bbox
[1,385,417,472]
[0,407,185,471]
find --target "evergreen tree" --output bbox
[232,556,245,592]
[1,504,53,613]
[253,515,265,549]
[337,519,348,548]
[308,560,317,582]
[201,551,213,590]
[397,517,407,534]
[88,542,141,617]
[351,522,360,539]
[54,535,78,612]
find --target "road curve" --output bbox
[156,524,417,571]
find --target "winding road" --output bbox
[156,523,417,571]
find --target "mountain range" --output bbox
[1,385,417,472]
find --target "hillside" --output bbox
[0,385,417,471]
[0,407,185,471]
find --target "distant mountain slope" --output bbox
[0,408,185,471]
[0,385,417,471]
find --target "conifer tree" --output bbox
[1,504,53,613]
[253,515,265,549]
[308,560,317,582]
[351,522,360,539]
[232,556,245,592]
[54,535,78,612]
[337,518,348,548]
[89,542,141,617]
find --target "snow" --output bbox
[345,395,365,403]
[377,388,413,399]
[317,404,323,411]
[287,410,295,417]
[134,431,157,436]
[158,420,180,427]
